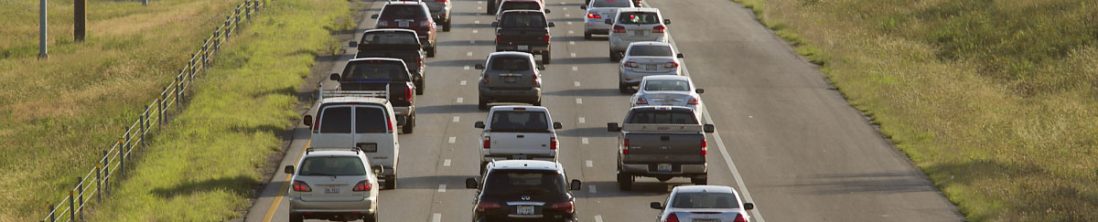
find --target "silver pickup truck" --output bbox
[607,106,714,191]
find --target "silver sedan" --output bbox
[651,185,755,222]
[619,42,683,93]
[630,75,704,120]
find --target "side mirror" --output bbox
[569,179,582,190]
[544,9,551,14]
[371,14,379,19]
[744,203,755,210]
[329,73,341,81]
[695,88,704,94]
[663,19,671,25]
[604,19,613,25]
[465,178,479,189]
[553,122,563,129]
[649,202,663,209]
[474,121,486,129]
[547,22,556,28]
[580,5,587,10]
[283,165,294,174]
[303,115,313,126]
[677,53,685,59]
[607,122,621,132]
[491,22,499,27]
[475,64,486,70]
[348,41,358,48]
[704,124,715,133]
[537,65,546,71]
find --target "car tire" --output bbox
[402,114,415,134]
[289,213,304,222]
[427,45,437,57]
[480,161,488,175]
[616,172,633,191]
[365,212,379,222]
[416,79,425,95]
[542,51,551,64]
[610,50,621,62]
[584,32,593,40]
[619,81,630,94]
[385,174,397,189]
[691,176,708,185]
[478,97,490,110]
[443,19,452,32]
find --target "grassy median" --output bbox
[735,0,1098,221]
[80,0,351,220]
[0,0,245,221]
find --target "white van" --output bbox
[473,105,562,175]
[304,94,400,189]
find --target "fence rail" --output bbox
[41,0,266,221]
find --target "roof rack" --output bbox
[305,147,361,155]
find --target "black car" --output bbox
[467,160,581,222]
[352,29,428,95]
[493,10,555,64]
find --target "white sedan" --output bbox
[630,75,704,120]
[651,185,755,222]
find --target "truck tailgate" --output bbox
[622,132,705,164]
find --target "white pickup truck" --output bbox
[474,106,563,175]
[304,90,400,189]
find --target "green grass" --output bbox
[0,0,248,221]
[733,0,1098,221]
[82,0,351,220]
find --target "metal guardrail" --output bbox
[40,0,266,221]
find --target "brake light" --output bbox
[542,34,551,43]
[476,201,503,212]
[667,212,680,222]
[418,20,431,28]
[435,0,447,2]
[405,83,414,103]
[387,117,394,132]
[532,74,541,87]
[624,61,639,68]
[587,12,601,19]
[550,137,558,150]
[636,97,648,105]
[292,180,312,192]
[613,25,625,33]
[353,180,372,192]
[687,97,698,105]
[653,25,666,33]
[550,201,575,213]
[483,136,491,149]
[664,61,679,69]
[622,138,630,155]
[496,34,503,44]
[734,213,748,222]
[700,138,708,156]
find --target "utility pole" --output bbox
[39,0,48,59]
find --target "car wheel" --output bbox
[402,114,415,134]
[616,172,633,191]
[657,176,672,182]
[289,213,304,222]
[443,19,452,32]
[478,97,490,110]
[427,45,437,57]
[584,32,593,40]
[691,176,708,185]
[542,51,551,64]
[365,212,379,222]
[619,81,630,94]
[480,161,488,175]
[416,79,425,95]
[385,174,397,189]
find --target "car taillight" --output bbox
[624,61,639,68]
[734,213,748,222]
[542,34,551,43]
[636,97,648,105]
[700,137,708,156]
[352,180,372,192]
[687,97,698,105]
[435,0,447,2]
[667,212,680,222]
[622,138,630,155]
[476,201,502,212]
[418,20,431,28]
[405,83,414,103]
[483,136,491,149]
[292,180,312,192]
[550,201,574,213]
[587,12,601,19]
[550,137,558,150]
[387,117,394,132]
[532,74,541,87]
[613,25,625,33]
[496,34,503,44]
[653,25,666,33]
[664,61,678,68]
[482,77,490,84]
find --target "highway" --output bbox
[242,0,964,221]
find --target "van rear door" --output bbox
[312,105,355,147]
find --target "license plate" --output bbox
[324,187,340,194]
[398,21,410,27]
[504,76,517,82]
[512,154,528,159]
[518,45,530,51]
[634,30,645,36]
[646,64,656,71]
[657,163,672,172]
[516,206,535,215]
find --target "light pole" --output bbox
[39,0,48,59]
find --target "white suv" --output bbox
[474,106,562,174]
[304,95,400,189]
[606,7,671,61]
[284,148,380,222]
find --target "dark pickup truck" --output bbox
[493,10,555,64]
[330,58,418,134]
[607,106,714,191]
[351,29,427,95]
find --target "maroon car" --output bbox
[372,1,438,57]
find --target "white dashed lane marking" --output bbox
[567,21,573,25]
[570,52,576,57]
[568,30,575,34]
[571,66,578,71]
[575,98,583,104]
[443,159,452,167]
[448,136,456,144]
[475,20,481,24]
[456,97,464,103]
[432,213,442,222]
[569,41,575,45]
[573,81,581,87]
[460,80,467,86]
[467,52,473,57]
[595,215,604,222]
[578,117,586,124]
[453,116,461,122]
[472,29,479,34]
[438,184,447,193]
[585,160,593,168]
[581,137,589,144]
[464,65,470,71]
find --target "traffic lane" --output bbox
[648,0,963,221]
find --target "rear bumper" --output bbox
[609,36,668,51]
[479,87,542,102]
[620,162,707,176]
[620,69,681,84]
[585,21,610,33]
[482,152,558,162]
[496,44,550,55]
[289,197,376,214]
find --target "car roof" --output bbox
[490,105,548,112]
[489,51,535,58]
[384,1,425,6]
[501,9,546,14]
[501,0,542,3]
[364,28,418,34]
[349,57,406,63]
[618,7,660,13]
[489,160,562,170]
[628,41,672,47]
[673,185,737,194]
[630,105,693,112]
[642,75,690,81]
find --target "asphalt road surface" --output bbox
[242,0,963,221]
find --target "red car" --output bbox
[372,1,438,57]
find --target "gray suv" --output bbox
[475,52,546,110]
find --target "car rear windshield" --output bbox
[629,45,672,56]
[643,80,690,91]
[626,109,698,124]
[343,61,410,81]
[356,107,388,133]
[671,192,740,209]
[490,111,550,132]
[380,5,428,20]
[361,32,418,45]
[299,156,367,176]
[320,106,352,133]
[593,0,631,7]
[482,170,565,196]
[489,56,533,71]
[501,2,542,11]
[500,12,547,28]
[617,12,660,25]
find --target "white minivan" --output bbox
[304,94,400,189]
[474,106,562,174]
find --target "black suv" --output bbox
[466,160,581,222]
[352,29,428,95]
